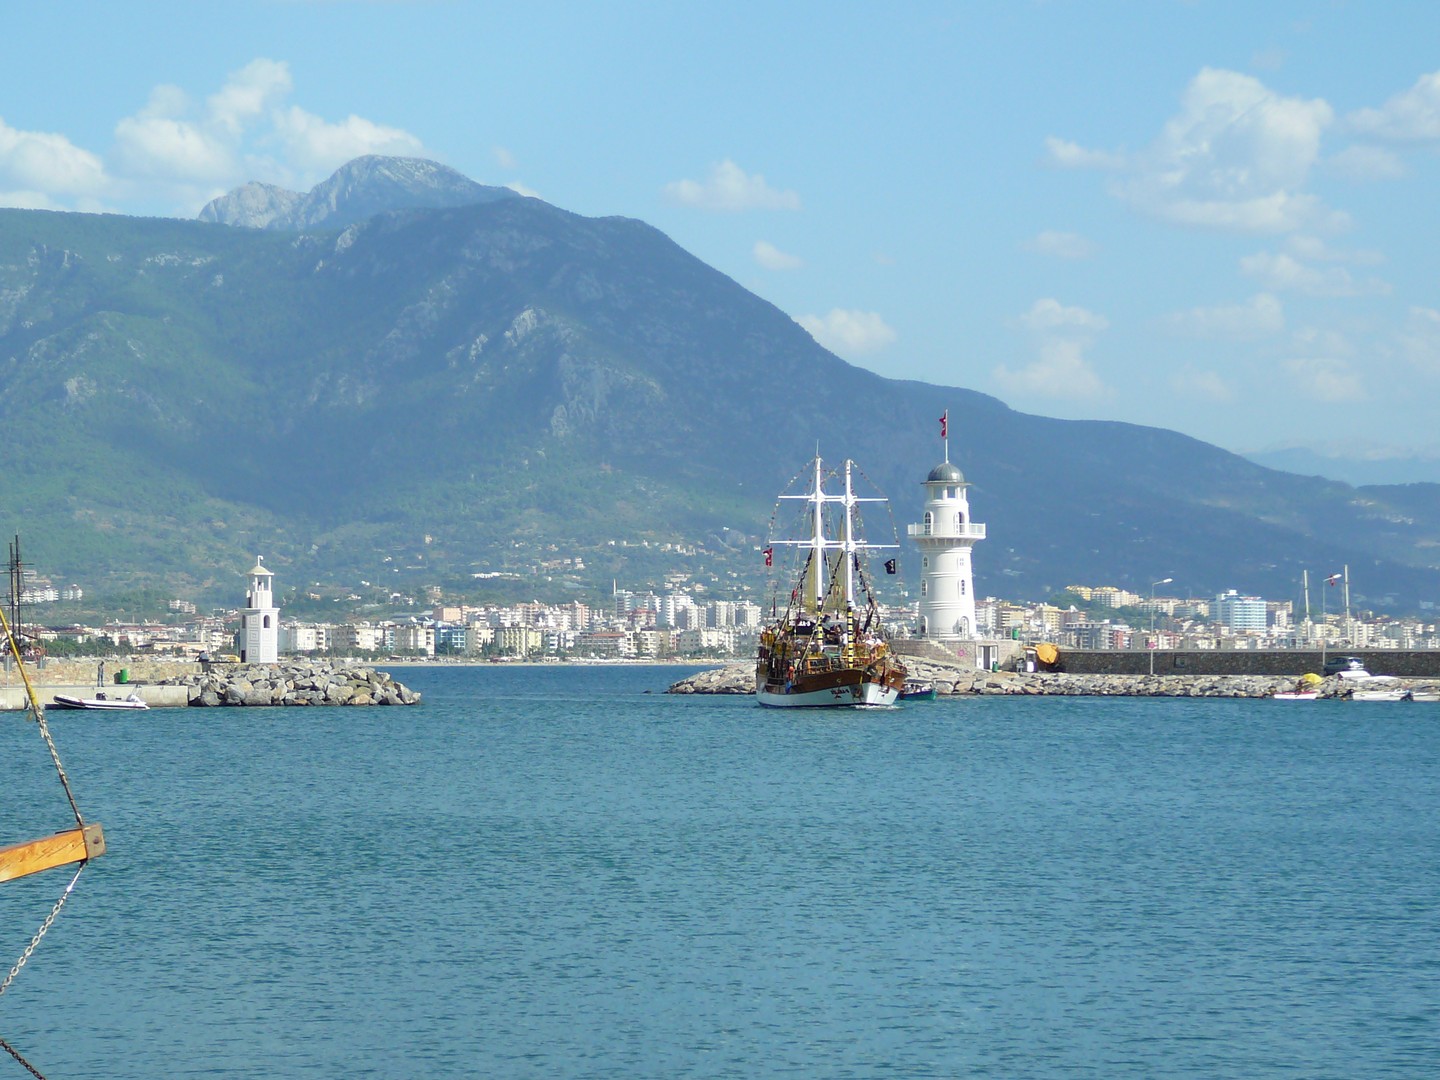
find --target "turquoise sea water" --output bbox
[2,664,1438,1078]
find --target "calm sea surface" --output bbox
[2,664,1438,1078]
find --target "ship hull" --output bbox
[755,664,903,708]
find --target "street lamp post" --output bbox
[1149,577,1173,676]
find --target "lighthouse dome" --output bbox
[926,461,966,484]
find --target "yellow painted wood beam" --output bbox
[0,824,105,883]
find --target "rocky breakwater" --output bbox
[158,660,421,707]
[665,660,1440,699]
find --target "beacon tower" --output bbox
[240,555,278,663]
[909,416,985,639]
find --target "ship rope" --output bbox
[1,602,98,1079]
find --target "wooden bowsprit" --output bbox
[1,601,106,1078]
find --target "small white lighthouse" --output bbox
[239,555,278,664]
[909,411,985,640]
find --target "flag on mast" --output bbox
[939,410,948,439]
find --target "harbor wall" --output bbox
[1053,649,1440,677]
[0,657,419,709]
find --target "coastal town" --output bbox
[11,563,1439,665]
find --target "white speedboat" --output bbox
[1348,688,1408,702]
[49,692,149,711]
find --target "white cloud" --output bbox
[1347,70,1440,141]
[1043,137,1125,170]
[493,146,517,170]
[1162,293,1285,340]
[994,298,1110,400]
[1239,251,1388,297]
[1400,306,1440,375]
[0,116,107,196]
[206,59,292,138]
[753,240,802,270]
[42,58,431,213]
[113,63,297,183]
[1284,235,1383,265]
[994,338,1107,400]
[1170,367,1234,402]
[1326,144,1408,181]
[796,308,896,356]
[662,159,801,212]
[1282,357,1365,402]
[1055,68,1340,234]
[1016,297,1108,334]
[505,181,541,199]
[113,112,235,181]
[271,106,424,174]
[0,189,66,210]
[1025,230,1095,259]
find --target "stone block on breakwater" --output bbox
[154,660,421,707]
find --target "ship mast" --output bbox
[806,455,827,613]
[775,455,896,618]
[841,460,858,612]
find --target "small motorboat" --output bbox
[899,680,937,701]
[1274,673,1322,700]
[1348,689,1408,702]
[49,692,149,711]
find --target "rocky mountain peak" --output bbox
[198,155,519,231]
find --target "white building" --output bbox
[280,623,330,654]
[1214,590,1267,632]
[239,556,279,663]
[908,455,986,640]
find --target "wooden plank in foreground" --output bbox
[0,823,105,883]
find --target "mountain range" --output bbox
[2,156,1439,614]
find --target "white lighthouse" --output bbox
[239,555,278,664]
[908,413,985,640]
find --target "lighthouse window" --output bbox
[921,581,928,596]
[263,615,271,629]
[960,580,966,596]
[922,557,929,569]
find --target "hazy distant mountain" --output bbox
[198,155,518,231]
[1244,444,1440,487]
[3,158,1440,612]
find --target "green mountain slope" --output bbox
[2,194,1439,612]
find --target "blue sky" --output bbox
[5,1,1440,473]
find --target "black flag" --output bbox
[884,558,897,575]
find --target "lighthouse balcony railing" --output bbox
[908,522,986,540]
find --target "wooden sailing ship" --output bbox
[755,457,907,707]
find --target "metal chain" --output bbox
[0,1037,49,1079]
[0,865,84,1001]
[27,709,83,830]
[0,606,84,829]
